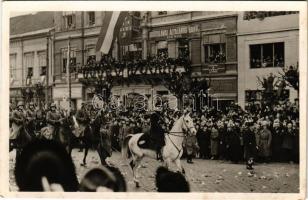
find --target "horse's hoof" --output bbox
[135,182,140,188]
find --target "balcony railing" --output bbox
[78,55,191,83]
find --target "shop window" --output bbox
[88,12,95,26]
[250,42,284,68]
[204,43,226,63]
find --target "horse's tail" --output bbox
[122,134,133,160]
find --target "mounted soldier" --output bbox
[44,103,62,140]
[10,101,32,155]
[74,102,89,138]
[10,101,26,140]
[149,112,165,161]
[25,102,37,137]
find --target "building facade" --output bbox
[237,12,299,108]
[9,12,54,106]
[111,11,239,110]
[53,11,106,109]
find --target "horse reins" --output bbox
[167,117,194,161]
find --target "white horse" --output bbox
[122,112,197,187]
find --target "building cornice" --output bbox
[10,28,53,40]
[149,13,238,28]
[237,27,299,36]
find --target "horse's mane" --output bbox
[169,115,185,133]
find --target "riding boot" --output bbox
[156,149,163,162]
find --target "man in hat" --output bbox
[149,112,165,161]
[45,103,62,140]
[243,120,257,170]
[25,102,37,137]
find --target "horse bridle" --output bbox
[168,116,194,137]
[167,116,195,161]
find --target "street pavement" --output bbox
[9,149,299,192]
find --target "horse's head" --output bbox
[181,112,197,136]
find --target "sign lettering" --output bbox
[150,25,200,38]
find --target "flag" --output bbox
[96,11,128,54]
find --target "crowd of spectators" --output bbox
[105,100,299,164]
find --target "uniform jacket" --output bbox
[76,109,89,124]
[46,110,62,126]
[184,135,199,155]
[11,109,25,125]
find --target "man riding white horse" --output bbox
[149,112,165,161]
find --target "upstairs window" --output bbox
[158,11,167,15]
[63,12,76,29]
[203,34,226,64]
[62,48,77,73]
[27,67,33,77]
[88,12,95,26]
[178,39,189,59]
[250,42,284,68]
[86,47,96,64]
[10,54,17,79]
[204,44,226,63]
[24,52,34,82]
[38,51,47,75]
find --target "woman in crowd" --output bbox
[257,121,272,163]
[210,125,219,160]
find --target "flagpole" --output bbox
[66,37,71,113]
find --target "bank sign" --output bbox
[150,25,200,39]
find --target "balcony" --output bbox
[78,56,191,86]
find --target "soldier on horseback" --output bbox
[10,101,26,140]
[25,102,37,137]
[75,102,90,137]
[45,103,62,140]
[10,101,32,155]
[149,112,166,161]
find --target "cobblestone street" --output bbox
[9,149,299,192]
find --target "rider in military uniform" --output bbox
[149,112,165,161]
[25,102,37,137]
[76,103,90,130]
[45,103,62,140]
[10,101,26,140]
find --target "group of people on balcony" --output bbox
[81,53,191,78]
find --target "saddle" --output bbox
[137,133,161,151]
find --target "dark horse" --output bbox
[79,111,109,166]
[53,113,108,167]
[9,124,33,159]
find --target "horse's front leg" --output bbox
[82,145,88,166]
[132,157,142,188]
[164,157,171,170]
[175,158,185,174]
